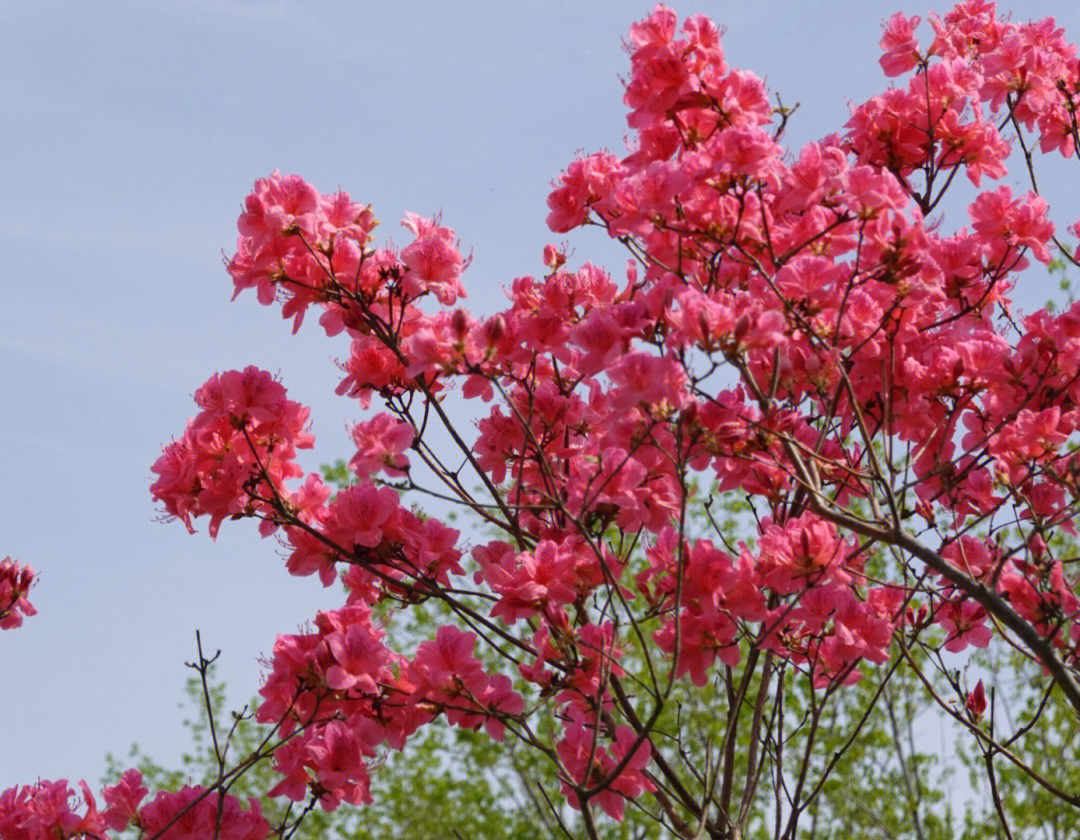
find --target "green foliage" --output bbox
[956,647,1080,840]
[1044,258,1076,312]
[108,637,967,839]
[320,460,354,493]
[106,470,1080,838]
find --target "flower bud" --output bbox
[965,680,987,723]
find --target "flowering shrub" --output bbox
[7,3,1080,838]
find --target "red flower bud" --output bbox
[966,680,987,723]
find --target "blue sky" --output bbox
[3,0,1080,791]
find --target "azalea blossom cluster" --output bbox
[255,610,524,810]
[0,771,268,840]
[0,557,35,631]
[9,2,1080,835]
[149,367,314,538]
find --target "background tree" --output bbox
[111,463,1078,839]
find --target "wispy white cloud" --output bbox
[0,333,195,395]
[0,427,148,463]
[160,0,289,21]
[2,221,220,257]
